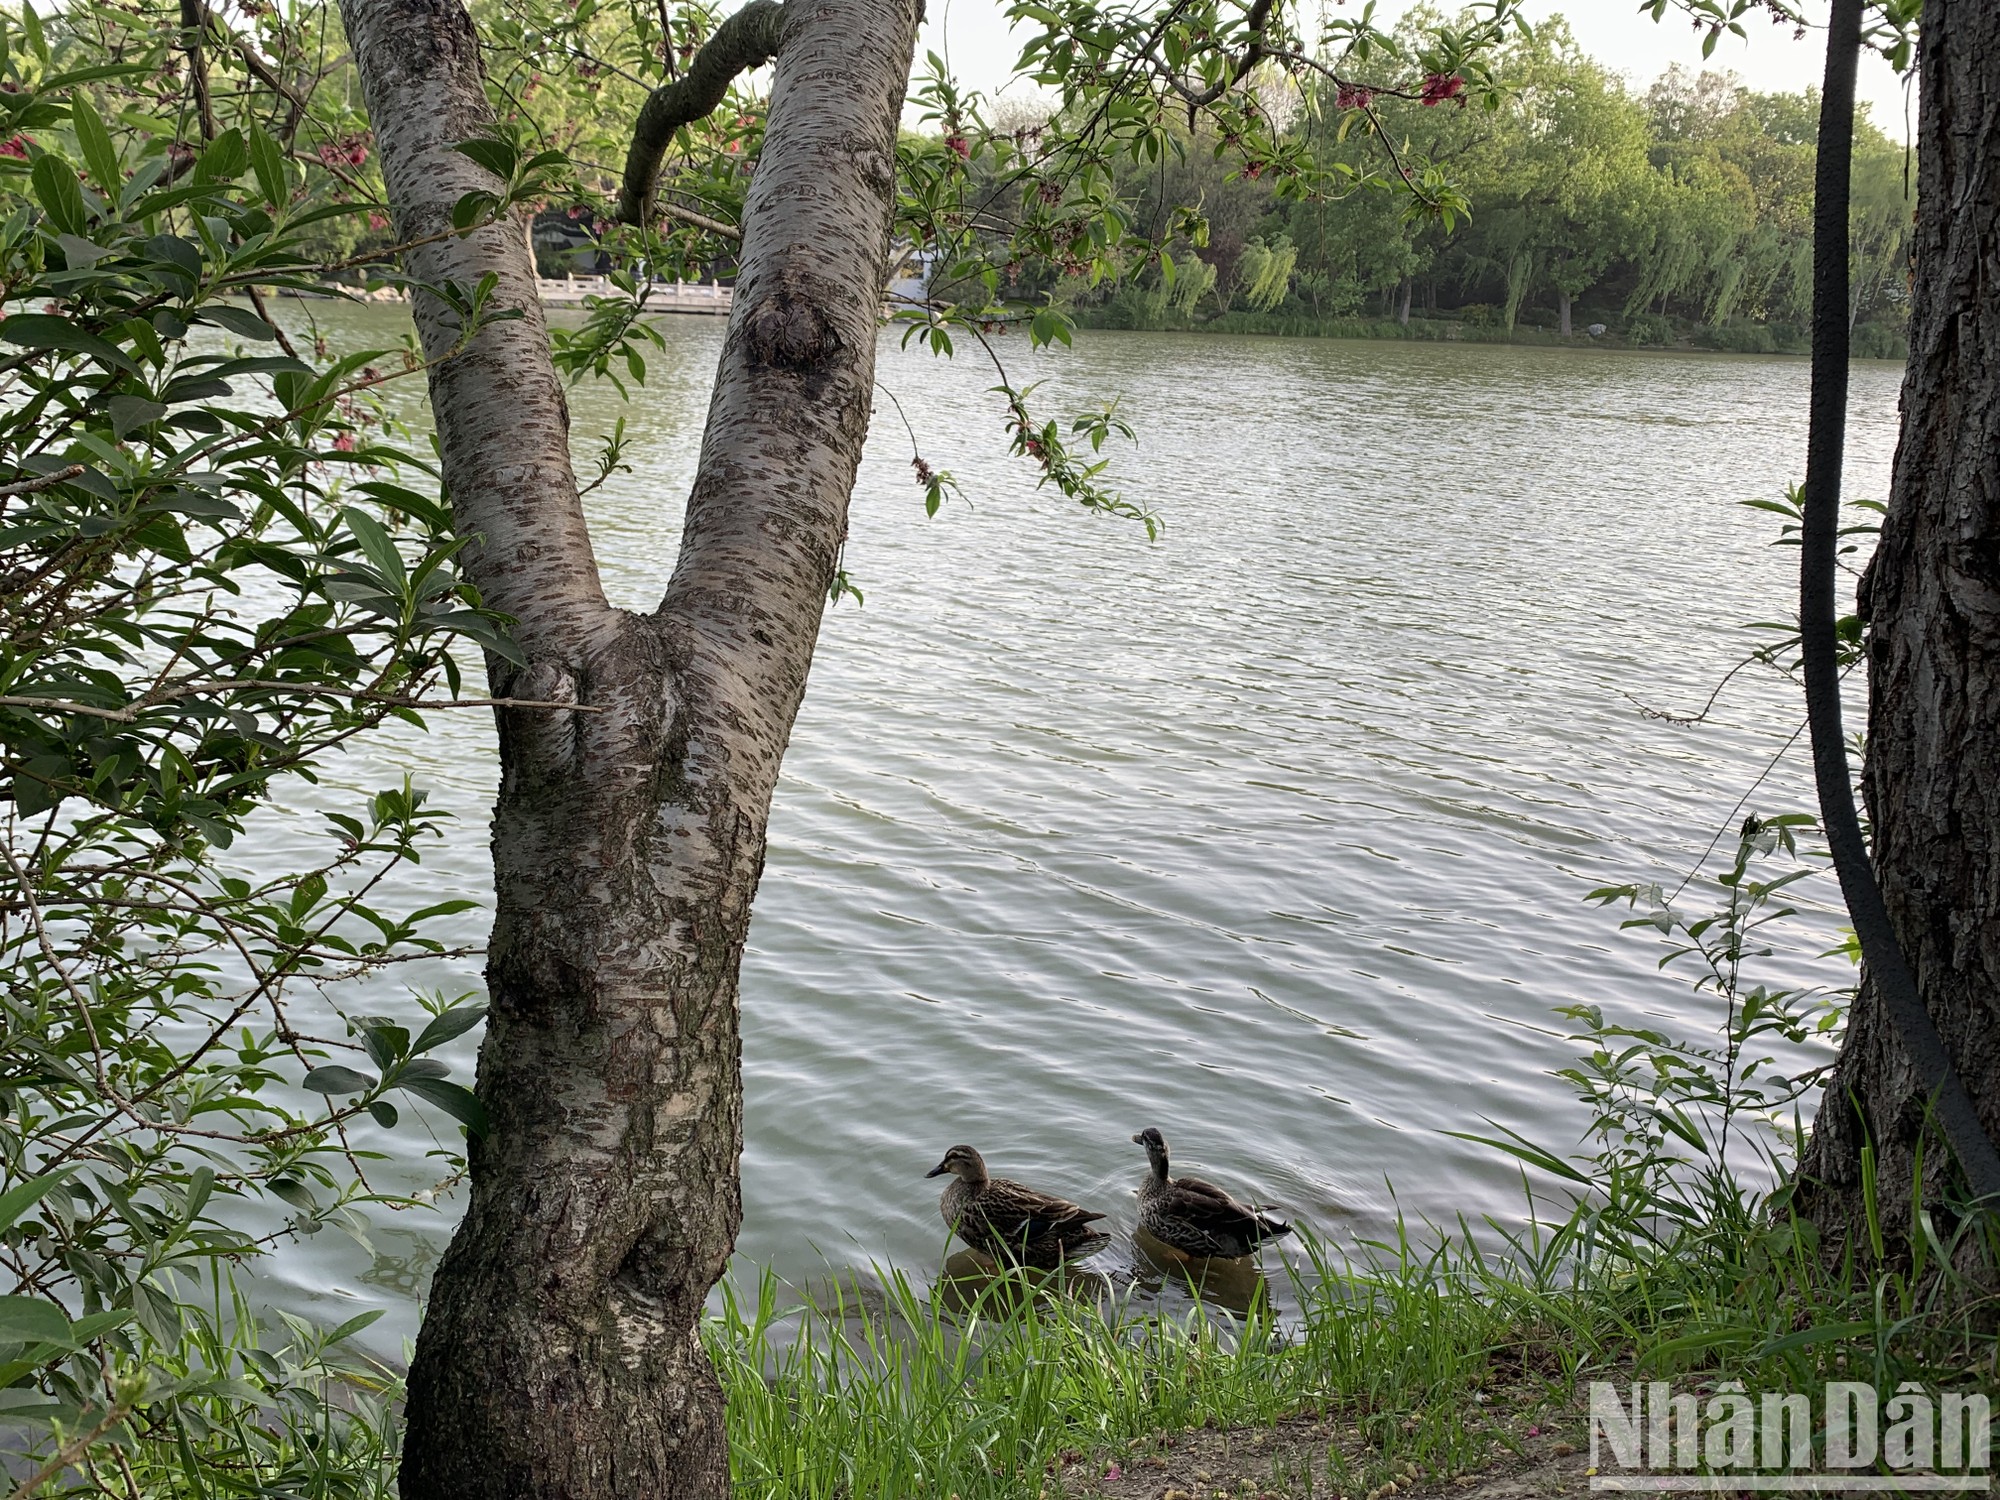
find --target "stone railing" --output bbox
[536,278,733,314]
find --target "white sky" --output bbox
[916,0,1915,141]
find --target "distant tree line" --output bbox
[1021,17,1911,356]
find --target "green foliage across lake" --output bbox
[1021,18,1910,357]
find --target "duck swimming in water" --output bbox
[926,1144,1110,1268]
[1131,1127,1291,1259]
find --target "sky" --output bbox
[914,0,1916,141]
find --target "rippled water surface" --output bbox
[245,307,1902,1347]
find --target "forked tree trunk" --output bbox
[1798,0,2000,1247]
[337,1,922,1495]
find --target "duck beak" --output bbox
[1131,1133,1146,1145]
[925,1162,949,1179]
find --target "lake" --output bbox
[241,306,1902,1349]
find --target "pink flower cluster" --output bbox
[317,134,370,167]
[1335,82,1375,110]
[1420,72,1466,106]
[0,135,27,160]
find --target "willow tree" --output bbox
[329,1,1524,1494]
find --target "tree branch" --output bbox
[0,686,599,723]
[341,0,614,660]
[0,465,85,499]
[655,198,741,240]
[178,0,218,142]
[615,0,785,226]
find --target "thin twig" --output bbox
[5,1397,137,1500]
[0,466,86,499]
[0,688,598,723]
[654,200,741,240]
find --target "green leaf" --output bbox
[1636,1324,1755,1369]
[367,1100,399,1129]
[30,152,85,236]
[195,302,279,342]
[359,1020,409,1072]
[108,394,167,438]
[0,1296,70,1346]
[451,189,500,232]
[301,1064,377,1095]
[1444,1124,1590,1184]
[327,1308,386,1345]
[69,96,120,193]
[193,127,248,185]
[18,2,48,66]
[0,314,138,374]
[396,1076,488,1137]
[248,123,287,207]
[341,506,407,588]
[54,232,110,268]
[1754,1320,1875,1357]
[413,1004,487,1055]
[451,137,519,181]
[0,1170,73,1235]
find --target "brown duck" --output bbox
[925,1144,1110,1268]
[1132,1127,1292,1259]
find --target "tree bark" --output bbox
[1557,287,1571,338]
[1396,279,1412,326]
[1798,0,2000,1246]
[337,1,922,1496]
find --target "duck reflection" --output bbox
[935,1247,1112,1317]
[1130,1226,1271,1316]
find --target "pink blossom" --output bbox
[945,134,970,159]
[0,135,25,159]
[1102,1462,1122,1481]
[1420,72,1466,106]
[368,212,388,230]
[332,432,357,453]
[1335,82,1374,110]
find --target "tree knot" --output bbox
[742,291,839,370]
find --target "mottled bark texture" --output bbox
[1798,0,2000,1244]
[338,1,921,1495]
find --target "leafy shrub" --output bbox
[1623,312,1679,347]
[0,7,543,1489]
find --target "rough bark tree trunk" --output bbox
[336,1,922,1495]
[1798,0,2000,1246]
[1557,288,1572,338]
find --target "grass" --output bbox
[709,1168,1999,1499]
[42,1150,1991,1498]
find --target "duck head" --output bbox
[926,1144,988,1184]
[1132,1127,1171,1182]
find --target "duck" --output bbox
[1131,1127,1292,1259]
[925,1144,1110,1268]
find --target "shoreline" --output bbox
[1063,309,1909,362]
